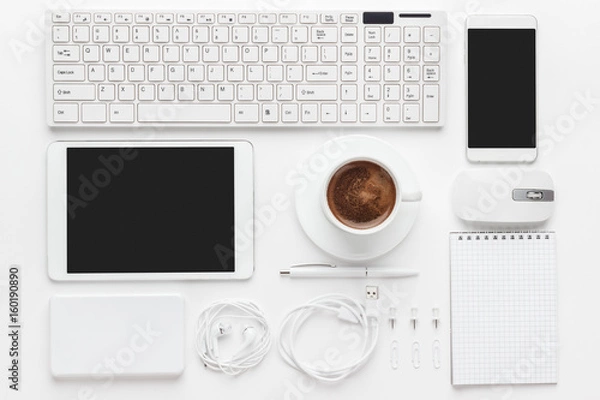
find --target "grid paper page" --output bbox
[450,232,558,386]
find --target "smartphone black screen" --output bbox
[468,28,536,148]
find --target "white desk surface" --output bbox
[2,0,600,398]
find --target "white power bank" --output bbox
[50,294,185,378]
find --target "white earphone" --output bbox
[196,300,271,376]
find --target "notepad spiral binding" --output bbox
[452,231,553,241]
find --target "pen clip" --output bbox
[289,263,337,269]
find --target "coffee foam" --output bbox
[326,161,396,229]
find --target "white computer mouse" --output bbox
[451,169,555,224]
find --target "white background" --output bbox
[2,0,600,399]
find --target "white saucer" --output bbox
[295,135,422,262]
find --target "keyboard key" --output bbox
[234,104,259,122]
[404,65,420,81]
[340,104,357,122]
[383,84,400,100]
[53,45,79,62]
[423,85,439,122]
[403,104,419,122]
[277,85,293,101]
[300,13,318,24]
[82,103,107,122]
[360,103,377,122]
[365,27,381,43]
[259,13,276,24]
[403,84,420,101]
[384,104,401,122]
[404,27,420,43]
[306,66,337,82]
[192,26,209,43]
[94,13,112,23]
[93,26,110,42]
[292,26,308,43]
[301,103,318,122]
[197,14,215,24]
[156,13,174,24]
[73,13,91,23]
[109,104,134,122]
[53,26,70,42]
[232,26,249,43]
[197,84,214,100]
[279,14,297,24]
[138,104,231,122]
[136,13,153,23]
[341,84,357,101]
[54,65,85,81]
[115,13,133,24]
[153,26,169,42]
[177,13,194,24]
[239,13,257,24]
[218,14,235,24]
[53,103,78,122]
[296,85,337,101]
[262,103,278,122]
[311,27,337,43]
[424,46,440,62]
[424,66,440,82]
[98,84,115,100]
[73,26,90,42]
[424,26,440,43]
[321,14,337,24]
[158,84,176,100]
[404,46,420,62]
[54,84,95,101]
[282,103,299,122]
[321,103,337,122]
[341,27,357,43]
[53,13,71,23]
[252,26,269,43]
[384,27,400,43]
[272,27,288,43]
[133,26,150,42]
[340,13,358,24]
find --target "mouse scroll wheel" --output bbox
[526,191,544,200]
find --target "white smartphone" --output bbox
[466,15,537,163]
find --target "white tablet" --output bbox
[47,141,254,281]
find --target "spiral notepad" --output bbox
[450,232,558,385]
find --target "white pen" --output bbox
[279,263,419,279]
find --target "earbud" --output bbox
[210,322,232,356]
[236,326,258,356]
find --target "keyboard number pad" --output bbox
[378,25,441,123]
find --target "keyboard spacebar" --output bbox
[138,104,231,123]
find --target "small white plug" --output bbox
[365,286,379,320]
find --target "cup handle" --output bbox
[402,190,422,202]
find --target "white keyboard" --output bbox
[48,11,446,127]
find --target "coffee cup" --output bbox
[322,158,401,235]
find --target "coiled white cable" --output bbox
[278,293,380,383]
[195,299,271,376]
